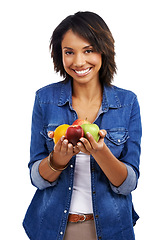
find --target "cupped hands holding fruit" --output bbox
[48,119,107,163]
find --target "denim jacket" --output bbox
[23,80,142,240]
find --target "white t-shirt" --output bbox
[69,152,93,214]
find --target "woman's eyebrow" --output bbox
[63,47,73,50]
[83,45,93,49]
[63,45,93,50]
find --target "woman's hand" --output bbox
[76,129,128,186]
[76,130,107,155]
[48,131,80,168]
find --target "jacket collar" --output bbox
[58,80,72,107]
[58,79,121,110]
[102,85,121,111]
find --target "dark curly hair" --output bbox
[50,11,117,86]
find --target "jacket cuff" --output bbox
[31,160,57,190]
[110,164,137,195]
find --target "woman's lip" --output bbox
[73,67,92,76]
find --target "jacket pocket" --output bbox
[105,128,129,158]
[40,124,58,153]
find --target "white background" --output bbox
[0,0,164,239]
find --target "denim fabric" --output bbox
[23,79,142,240]
[31,102,137,194]
[31,159,137,195]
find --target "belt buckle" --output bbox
[78,214,86,222]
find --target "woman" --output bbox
[23,11,142,240]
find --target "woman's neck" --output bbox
[72,79,103,123]
[72,79,102,103]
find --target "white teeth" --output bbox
[74,68,91,75]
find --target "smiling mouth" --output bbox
[73,67,92,76]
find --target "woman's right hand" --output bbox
[48,131,80,169]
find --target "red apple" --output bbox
[65,125,84,145]
[72,119,91,126]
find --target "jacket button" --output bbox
[93,191,96,194]
[69,187,71,190]
[60,231,63,235]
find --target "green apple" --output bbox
[81,124,100,142]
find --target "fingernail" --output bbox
[77,142,82,147]
[63,139,68,144]
[86,132,91,137]
[79,138,84,142]
[61,135,65,141]
[48,131,52,137]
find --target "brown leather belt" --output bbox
[68,214,94,223]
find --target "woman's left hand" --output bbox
[76,129,107,155]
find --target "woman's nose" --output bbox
[73,53,86,67]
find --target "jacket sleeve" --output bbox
[111,96,142,195]
[28,92,56,189]
[31,160,57,190]
[110,164,137,195]
[121,96,142,182]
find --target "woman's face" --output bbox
[61,30,102,85]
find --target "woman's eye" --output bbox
[65,51,74,55]
[85,49,93,54]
